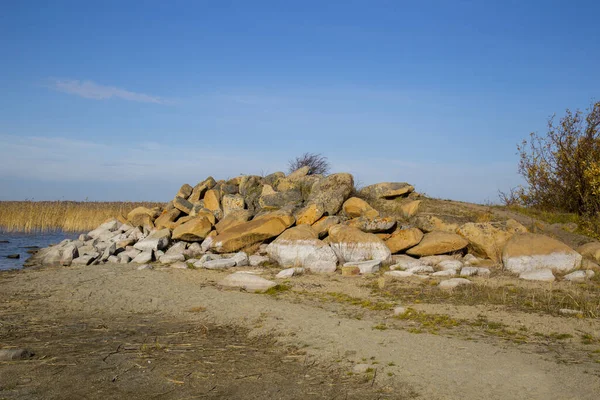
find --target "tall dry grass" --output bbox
[0,201,164,233]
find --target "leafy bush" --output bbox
[509,101,600,217]
[288,152,330,175]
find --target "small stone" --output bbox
[132,251,153,264]
[137,264,153,270]
[460,266,491,277]
[275,267,304,278]
[393,306,407,316]
[563,270,595,282]
[219,272,277,292]
[406,265,434,274]
[559,308,583,316]
[438,260,463,270]
[519,269,555,282]
[230,251,249,267]
[6,254,20,259]
[352,364,372,374]
[202,258,236,269]
[343,260,381,274]
[170,262,189,269]
[159,253,185,264]
[0,348,33,361]
[107,255,119,263]
[438,278,472,289]
[432,270,457,277]
[249,255,270,266]
[389,255,425,271]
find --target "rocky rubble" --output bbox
[25,169,599,286]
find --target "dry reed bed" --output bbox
[0,201,164,232]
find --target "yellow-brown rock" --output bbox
[577,242,600,263]
[215,209,253,234]
[127,206,156,230]
[154,208,181,230]
[222,194,245,216]
[327,225,392,263]
[400,200,421,218]
[253,210,295,228]
[176,183,193,199]
[210,215,290,253]
[188,177,216,203]
[204,189,222,212]
[406,231,468,257]
[385,228,424,253]
[295,202,325,225]
[456,222,511,262]
[342,197,379,219]
[172,216,213,242]
[311,216,341,238]
[502,233,581,273]
[412,214,459,233]
[360,182,414,199]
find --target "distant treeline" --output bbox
[0,201,165,233]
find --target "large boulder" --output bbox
[327,225,392,264]
[406,231,468,257]
[173,197,193,214]
[342,197,379,219]
[222,194,245,216]
[307,173,354,215]
[134,229,171,252]
[172,216,213,241]
[295,202,325,225]
[346,217,396,233]
[210,212,293,253]
[502,233,582,273]
[576,242,600,263]
[359,182,414,199]
[266,225,338,273]
[126,207,156,230]
[204,189,222,212]
[411,214,459,233]
[456,222,512,262]
[188,177,216,203]
[259,190,303,210]
[176,183,193,199]
[311,216,341,238]
[385,227,424,253]
[215,209,253,234]
[154,208,181,230]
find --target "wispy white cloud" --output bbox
[48,79,166,104]
[0,133,523,203]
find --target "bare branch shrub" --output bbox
[288,153,331,175]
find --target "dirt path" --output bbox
[1,264,599,399]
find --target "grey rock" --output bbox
[249,255,270,266]
[132,251,153,264]
[519,269,555,282]
[159,253,185,264]
[563,270,595,282]
[343,260,381,274]
[134,229,171,252]
[137,264,153,270]
[219,272,277,292]
[230,251,249,267]
[275,267,304,278]
[393,306,407,316]
[107,255,120,263]
[460,266,491,277]
[439,278,472,289]
[202,258,236,269]
[71,254,97,266]
[0,348,33,361]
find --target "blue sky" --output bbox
[1,0,598,202]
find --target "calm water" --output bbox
[0,231,82,271]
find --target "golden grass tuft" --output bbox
[0,201,164,232]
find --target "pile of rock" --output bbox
[26,168,598,283]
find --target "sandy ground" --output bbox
[1,263,599,399]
